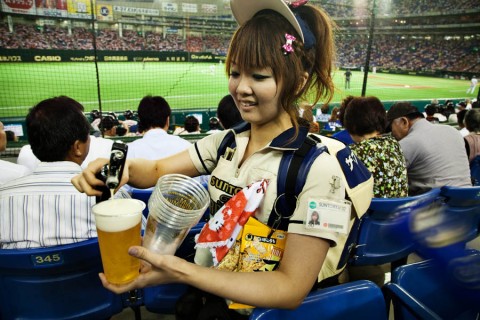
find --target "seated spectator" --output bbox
[115,125,128,137]
[443,101,456,122]
[173,115,201,135]
[123,109,138,133]
[216,94,243,129]
[5,130,18,142]
[17,106,114,173]
[463,109,480,162]
[424,104,440,124]
[332,95,355,145]
[344,96,408,198]
[388,102,471,195]
[457,101,467,110]
[127,95,191,161]
[473,99,479,109]
[0,121,29,185]
[206,117,223,134]
[299,102,320,133]
[0,96,97,249]
[100,115,119,137]
[316,104,331,122]
[323,106,342,131]
[427,102,447,122]
[457,109,469,137]
[90,109,101,132]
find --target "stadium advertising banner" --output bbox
[36,0,68,17]
[67,0,94,19]
[162,2,177,13]
[96,4,113,21]
[0,49,223,63]
[113,5,159,16]
[182,3,197,13]
[201,4,217,14]
[1,0,36,15]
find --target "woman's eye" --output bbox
[253,74,270,80]
[229,71,240,78]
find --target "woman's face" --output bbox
[228,64,284,126]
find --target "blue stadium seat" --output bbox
[383,253,480,320]
[0,238,124,320]
[249,280,388,320]
[439,185,480,242]
[469,155,480,186]
[143,283,189,315]
[344,188,441,272]
[143,222,205,314]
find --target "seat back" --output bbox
[440,185,480,207]
[385,256,480,320]
[439,185,480,242]
[143,222,204,314]
[469,155,480,186]
[0,238,124,320]
[249,280,388,320]
[349,188,441,267]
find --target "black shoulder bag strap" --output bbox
[268,135,324,231]
[216,130,236,162]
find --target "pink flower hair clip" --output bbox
[285,0,308,9]
[282,33,296,55]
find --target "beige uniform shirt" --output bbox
[188,124,361,281]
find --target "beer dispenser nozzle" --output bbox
[96,141,128,202]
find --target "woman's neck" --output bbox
[351,131,380,143]
[250,116,292,145]
[242,115,292,164]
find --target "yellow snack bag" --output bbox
[220,217,287,310]
[238,217,287,273]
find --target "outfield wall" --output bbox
[2,48,474,80]
[0,49,226,63]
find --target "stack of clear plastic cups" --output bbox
[142,174,210,255]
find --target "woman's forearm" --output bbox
[127,150,200,189]
[177,234,329,309]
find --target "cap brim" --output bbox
[230,0,304,42]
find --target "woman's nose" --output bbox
[235,76,252,95]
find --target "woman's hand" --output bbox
[71,158,130,196]
[98,246,187,294]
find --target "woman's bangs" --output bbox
[230,24,277,72]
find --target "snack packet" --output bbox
[216,217,287,309]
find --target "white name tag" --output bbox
[306,198,351,235]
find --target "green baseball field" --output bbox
[0,62,475,118]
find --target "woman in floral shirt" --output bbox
[343,96,408,198]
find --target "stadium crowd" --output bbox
[0,21,478,73]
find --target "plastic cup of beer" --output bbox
[92,199,145,285]
[143,174,209,255]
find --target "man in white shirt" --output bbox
[17,131,113,173]
[127,96,192,193]
[127,95,191,160]
[0,96,97,249]
[0,121,29,185]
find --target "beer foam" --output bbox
[93,199,144,232]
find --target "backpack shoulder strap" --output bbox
[268,134,328,230]
[216,130,236,162]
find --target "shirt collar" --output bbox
[35,161,82,173]
[231,122,308,150]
